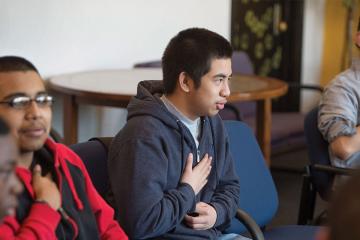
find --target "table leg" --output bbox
[63,95,78,145]
[256,99,272,166]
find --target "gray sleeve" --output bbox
[318,74,359,142]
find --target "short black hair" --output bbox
[358,16,360,32]
[0,117,10,135]
[0,56,38,73]
[162,28,232,94]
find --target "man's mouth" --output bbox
[20,127,46,138]
[216,101,227,110]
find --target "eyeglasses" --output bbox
[0,94,54,109]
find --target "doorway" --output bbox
[231,0,304,111]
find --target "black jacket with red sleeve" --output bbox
[0,139,128,240]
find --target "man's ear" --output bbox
[356,31,360,48]
[315,227,330,240]
[178,72,190,93]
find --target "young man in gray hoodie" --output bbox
[109,28,242,239]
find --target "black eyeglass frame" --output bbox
[0,94,54,109]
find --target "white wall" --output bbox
[300,0,325,112]
[1,0,231,142]
[1,0,326,141]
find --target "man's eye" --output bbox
[35,95,53,105]
[13,96,29,103]
[36,95,47,102]
[11,97,30,106]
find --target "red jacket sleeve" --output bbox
[0,203,61,240]
[71,152,128,240]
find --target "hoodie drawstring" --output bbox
[176,120,186,172]
[208,118,219,184]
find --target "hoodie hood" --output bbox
[127,80,210,166]
[127,80,181,131]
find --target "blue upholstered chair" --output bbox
[224,120,320,239]
[220,52,324,157]
[69,137,112,198]
[297,107,354,225]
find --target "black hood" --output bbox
[127,80,180,130]
[127,80,206,163]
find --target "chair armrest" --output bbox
[288,83,323,93]
[311,164,356,176]
[298,163,356,224]
[235,208,265,240]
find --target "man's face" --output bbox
[0,71,52,153]
[0,134,22,220]
[186,58,232,119]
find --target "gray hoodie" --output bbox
[108,80,240,239]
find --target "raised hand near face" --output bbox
[32,164,61,210]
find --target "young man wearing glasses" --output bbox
[0,56,128,239]
[0,117,22,221]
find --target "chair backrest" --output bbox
[220,51,256,121]
[224,121,278,233]
[69,137,113,198]
[231,51,255,118]
[304,107,333,200]
[133,60,161,68]
[231,51,254,75]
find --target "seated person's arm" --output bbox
[330,126,360,160]
[0,165,61,240]
[318,76,360,161]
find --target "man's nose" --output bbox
[221,80,231,97]
[25,101,41,119]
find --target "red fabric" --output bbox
[0,139,128,240]
[0,203,60,240]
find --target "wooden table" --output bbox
[48,69,288,164]
[229,74,288,164]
